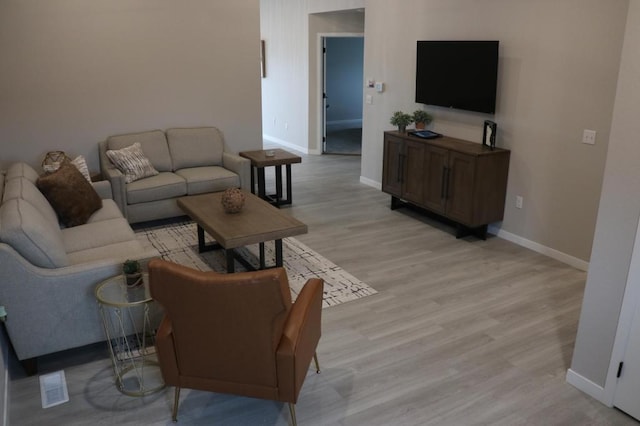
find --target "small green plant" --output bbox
[390,111,413,131]
[123,259,140,275]
[412,110,433,126]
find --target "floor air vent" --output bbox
[39,371,69,408]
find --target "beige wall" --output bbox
[361,0,628,263]
[0,0,263,173]
[261,0,628,263]
[571,0,640,388]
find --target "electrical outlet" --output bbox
[516,196,523,209]
[582,129,596,145]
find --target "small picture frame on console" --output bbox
[482,120,497,150]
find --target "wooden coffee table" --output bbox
[177,190,307,272]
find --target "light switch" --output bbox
[366,95,373,104]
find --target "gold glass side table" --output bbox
[95,273,164,396]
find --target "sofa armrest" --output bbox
[91,180,113,200]
[222,152,251,191]
[0,243,157,360]
[275,278,323,403]
[99,140,127,217]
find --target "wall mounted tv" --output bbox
[415,40,499,114]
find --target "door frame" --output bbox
[603,214,640,407]
[315,32,364,155]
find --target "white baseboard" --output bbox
[360,176,381,190]
[489,226,589,271]
[566,368,608,405]
[360,178,589,271]
[262,135,309,154]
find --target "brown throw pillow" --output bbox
[36,160,103,227]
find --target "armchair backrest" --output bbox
[148,259,293,388]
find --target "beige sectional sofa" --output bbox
[0,162,158,365]
[99,127,251,223]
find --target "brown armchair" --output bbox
[148,258,324,424]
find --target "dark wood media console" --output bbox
[382,131,510,239]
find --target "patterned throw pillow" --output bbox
[71,155,92,182]
[106,142,159,184]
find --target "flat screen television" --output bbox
[415,40,499,114]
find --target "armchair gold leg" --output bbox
[288,402,297,426]
[172,387,181,422]
[313,353,321,374]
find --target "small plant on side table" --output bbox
[390,111,413,133]
[123,259,142,287]
[412,110,433,129]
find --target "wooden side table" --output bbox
[239,149,301,207]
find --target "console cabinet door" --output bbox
[402,140,426,204]
[422,145,448,214]
[445,152,476,225]
[382,135,404,197]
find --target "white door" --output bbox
[612,219,640,420]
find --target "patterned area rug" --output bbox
[135,221,377,308]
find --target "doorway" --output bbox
[322,36,364,155]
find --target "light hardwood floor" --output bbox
[8,149,637,425]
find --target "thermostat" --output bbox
[375,82,384,93]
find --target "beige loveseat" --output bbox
[0,162,158,366]
[99,127,251,223]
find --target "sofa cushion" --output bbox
[126,172,187,205]
[106,142,159,184]
[2,177,59,228]
[0,199,70,268]
[107,130,172,172]
[5,162,40,183]
[86,199,124,223]
[36,162,103,227]
[62,217,136,253]
[175,166,240,195]
[166,127,224,170]
[66,240,153,265]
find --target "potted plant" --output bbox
[390,111,413,133]
[412,110,433,130]
[123,259,142,287]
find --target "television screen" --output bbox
[415,41,499,114]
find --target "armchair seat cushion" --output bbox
[126,172,187,205]
[175,166,240,195]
